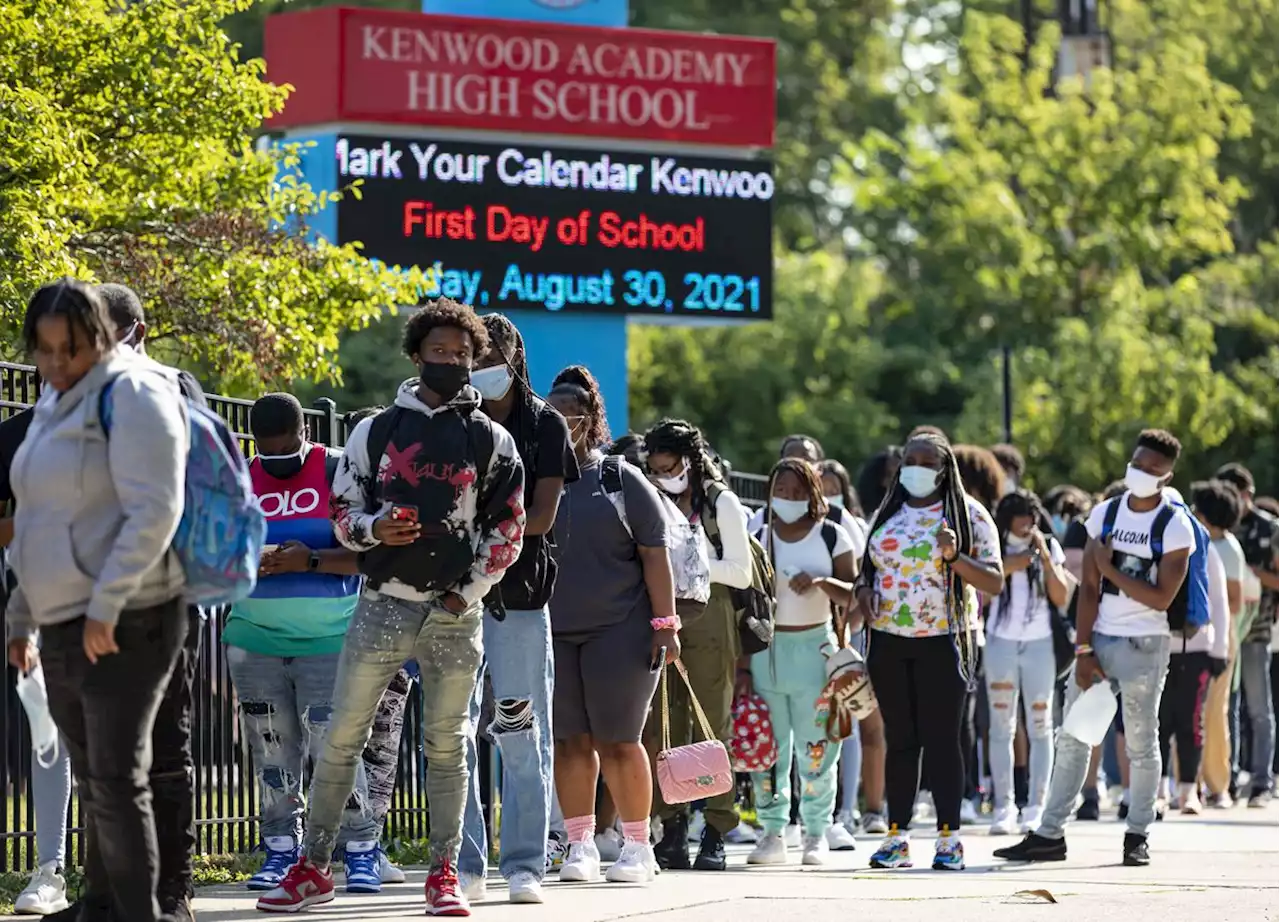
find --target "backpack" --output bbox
[99,376,266,606]
[750,519,841,654]
[704,484,777,654]
[601,455,711,618]
[1099,495,1210,636]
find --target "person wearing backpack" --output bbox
[996,429,1196,869]
[642,419,753,873]
[457,315,579,906]
[257,300,526,917]
[5,280,191,922]
[544,366,679,888]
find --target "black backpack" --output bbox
[704,484,777,655]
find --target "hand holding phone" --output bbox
[375,504,421,546]
[650,646,668,673]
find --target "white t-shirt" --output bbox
[764,520,856,627]
[987,535,1066,642]
[1181,542,1229,657]
[1085,494,1196,637]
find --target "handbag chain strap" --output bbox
[659,658,717,753]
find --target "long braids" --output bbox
[992,489,1048,627]
[643,418,724,516]
[482,313,542,461]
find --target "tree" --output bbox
[0,0,430,391]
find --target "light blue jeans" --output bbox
[460,606,554,881]
[18,700,71,868]
[1039,633,1170,839]
[985,635,1056,810]
[837,630,866,818]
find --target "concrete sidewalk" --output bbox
[184,803,1278,922]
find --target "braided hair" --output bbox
[643,418,725,515]
[992,489,1051,627]
[482,313,543,462]
[550,365,609,450]
[764,457,829,539]
[858,432,978,682]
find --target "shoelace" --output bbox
[346,849,380,879]
[258,849,296,878]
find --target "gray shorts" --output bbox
[553,614,660,744]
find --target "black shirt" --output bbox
[1236,507,1278,644]
[1062,518,1089,551]
[0,409,34,509]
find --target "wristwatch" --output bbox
[308,551,321,572]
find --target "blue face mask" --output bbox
[770,497,809,524]
[899,465,940,499]
[826,494,845,509]
[1050,513,1069,539]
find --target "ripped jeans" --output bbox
[460,606,554,881]
[225,646,377,849]
[985,635,1056,811]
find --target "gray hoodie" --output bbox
[6,350,188,641]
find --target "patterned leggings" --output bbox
[362,666,416,832]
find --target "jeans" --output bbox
[303,592,482,868]
[226,646,377,848]
[749,625,841,837]
[42,600,187,922]
[1239,641,1275,793]
[460,606,554,881]
[985,636,1056,810]
[18,656,72,868]
[1039,633,1170,839]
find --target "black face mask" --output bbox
[258,444,308,480]
[419,361,470,401]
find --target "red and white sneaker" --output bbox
[255,857,335,913]
[425,860,470,917]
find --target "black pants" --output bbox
[1158,651,1212,784]
[868,630,966,832]
[42,600,187,922]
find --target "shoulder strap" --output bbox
[1151,503,1176,562]
[821,520,839,558]
[323,447,341,488]
[1100,496,1122,540]
[466,411,496,480]
[362,407,405,509]
[703,481,725,554]
[601,455,624,495]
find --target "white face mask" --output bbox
[825,494,845,509]
[1006,532,1032,551]
[470,365,513,401]
[655,462,690,496]
[770,497,809,524]
[15,665,60,769]
[1124,464,1165,499]
[899,465,940,499]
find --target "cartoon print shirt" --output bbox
[868,497,1000,638]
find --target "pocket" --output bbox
[12,524,94,617]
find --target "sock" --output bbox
[621,820,649,843]
[565,814,595,845]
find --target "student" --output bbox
[986,490,1072,836]
[743,458,858,867]
[5,280,190,922]
[997,429,1194,868]
[644,418,752,872]
[855,432,1003,872]
[257,299,526,917]
[746,435,826,534]
[856,447,903,518]
[458,315,578,905]
[545,366,677,887]
[991,444,1026,497]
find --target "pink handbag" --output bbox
[655,659,735,805]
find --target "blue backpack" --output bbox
[99,375,267,606]
[1100,495,1210,636]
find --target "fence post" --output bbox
[312,397,339,448]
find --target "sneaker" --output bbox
[1076,796,1101,821]
[654,815,691,870]
[784,823,803,849]
[159,892,195,922]
[425,861,470,917]
[693,825,727,871]
[559,840,602,882]
[861,812,889,836]
[545,833,568,871]
[724,820,760,844]
[959,799,980,826]
[836,809,861,835]
[993,832,1067,862]
[1248,788,1273,808]
[343,840,382,894]
[914,790,935,823]
[1122,832,1150,867]
[248,837,301,892]
[988,806,1018,835]
[1117,799,1130,821]
[14,862,70,915]
[379,850,406,884]
[507,870,544,904]
[1180,792,1203,816]
[1019,806,1043,834]
[458,872,487,903]
[869,830,911,869]
[801,834,828,866]
[686,810,706,843]
[933,829,965,871]
[825,823,857,852]
[606,840,658,884]
[746,833,788,866]
[255,858,336,912]
[1206,791,1234,809]
[1154,799,1168,821]
[595,827,624,863]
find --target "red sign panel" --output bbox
[265,7,776,148]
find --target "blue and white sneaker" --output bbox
[247,836,299,891]
[932,828,966,871]
[869,827,912,869]
[343,840,383,893]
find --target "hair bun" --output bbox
[552,365,598,393]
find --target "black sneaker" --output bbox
[1076,797,1101,821]
[1117,801,1129,821]
[693,825,727,871]
[993,833,1067,862]
[1122,832,1150,866]
[653,816,692,870]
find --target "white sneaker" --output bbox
[836,809,860,835]
[784,823,803,848]
[459,871,487,903]
[14,862,69,915]
[747,833,788,866]
[825,823,858,851]
[378,851,406,884]
[507,870,544,904]
[559,840,602,882]
[861,812,889,835]
[687,810,706,843]
[914,790,936,823]
[605,840,657,884]
[595,827,624,863]
[1019,806,1043,834]
[989,806,1019,836]
[960,798,980,826]
[801,834,828,866]
[724,820,760,844]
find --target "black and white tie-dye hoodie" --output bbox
[330,378,526,606]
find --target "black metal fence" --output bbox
[0,360,766,870]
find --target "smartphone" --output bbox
[260,544,280,556]
[650,646,667,673]
[389,504,419,524]
[780,565,800,579]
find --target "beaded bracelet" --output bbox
[1074,644,1094,657]
[650,616,682,632]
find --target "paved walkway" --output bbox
[185,803,1278,921]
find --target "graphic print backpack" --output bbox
[730,691,778,772]
[601,455,711,618]
[704,483,777,655]
[100,374,267,606]
[1099,495,1209,636]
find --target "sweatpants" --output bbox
[1158,651,1212,784]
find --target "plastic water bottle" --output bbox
[1061,682,1118,747]
[15,664,60,769]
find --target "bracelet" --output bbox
[1074,644,1094,657]
[650,616,682,632]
